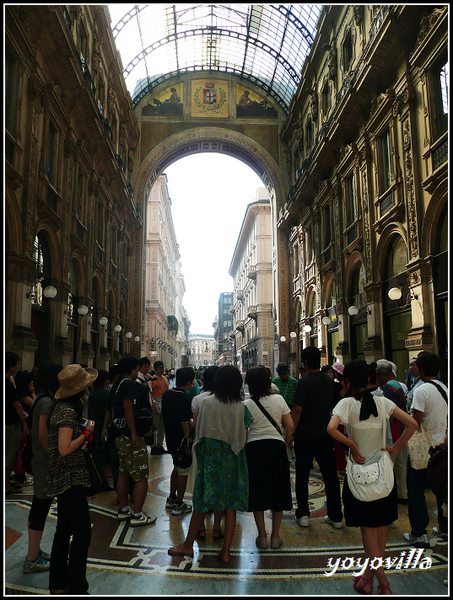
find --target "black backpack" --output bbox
[111,379,154,438]
[21,393,47,475]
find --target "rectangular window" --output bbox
[47,122,57,185]
[378,129,393,193]
[322,82,331,114]
[5,52,15,134]
[346,175,357,225]
[343,31,353,70]
[324,205,331,248]
[434,60,448,136]
[76,172,84,218]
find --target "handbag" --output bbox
[346,450,394,502]
[173,428,193,469]
[427,444,448,501]
[14,431,27,475]
[22,393,47,475]
[84,445,111,496]
[406,424,434,470]
[346,401,394,502]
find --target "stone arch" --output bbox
[132,125,291,343]
[5,189,22,256]
[35,219,62,284]
[69,251,86,297]
[374,224,409,281]
[133,127,286,220]
[321,269,337,308]
[420,177,448,257]
[107,286,118,322]
[305,284,317,316]
[344,250,366,297]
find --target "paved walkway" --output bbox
[4,450,448,596]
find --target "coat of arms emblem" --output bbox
[203,83,217,104]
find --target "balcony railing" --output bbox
[75,50,96,96]
[115,154,125,173]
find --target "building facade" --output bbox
[5,5,448,385]
[188,334,216,369]
[279,5,448,381]
[213,292,234,365]
[5,5,142,370]
[144,174,189,370]
[230,189,274,372]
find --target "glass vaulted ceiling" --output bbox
[108,4,323,113]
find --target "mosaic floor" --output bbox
[4,451,449,596]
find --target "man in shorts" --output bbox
[162,367,194,516]
[114,356,156,527]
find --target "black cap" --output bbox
[276,362,289,374]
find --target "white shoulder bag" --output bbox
[346,401,394,502]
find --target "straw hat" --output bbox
[55,364,98,399]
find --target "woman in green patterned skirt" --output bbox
[168,365,253,563]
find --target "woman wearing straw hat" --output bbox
[45,364,97,595]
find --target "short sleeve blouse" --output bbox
[46,402,90,497]
[332,395,396,459]
[244,394,290,443]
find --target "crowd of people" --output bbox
[5,348,448,595]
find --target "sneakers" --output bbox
[325,516,343,529]
[295,515,309,527]
[117,506,132,521]
[433,527,448,539]
[23,555,50,574]
[130,511,157,527]
[165,496,177,510]
[403,532,430,548]
[171,501,192,516]
[38,549,51,561]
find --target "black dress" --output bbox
[342,476,398,528]
[246,438,293,512]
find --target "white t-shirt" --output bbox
[244,394,290,443]
[411,381,448,444]
[332,395,396,460]
[191,390,211,414]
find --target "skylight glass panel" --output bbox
[108,4,323,112]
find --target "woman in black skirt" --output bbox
[327,360,417,595]
[244,367,294,550]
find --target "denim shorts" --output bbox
[115,435,149,481]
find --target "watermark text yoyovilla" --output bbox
[324,549,432,577]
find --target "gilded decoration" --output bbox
[236,86,277,117]
[142,83,183,116]
[191,80,228,117]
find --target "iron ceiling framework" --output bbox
[109,4,322,112]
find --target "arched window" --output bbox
[383,236,410,377]
[31,233,52,307]
[68,259,81,362]
[30,232,52,367]
[349,261,367,361]
[91,277,100,366]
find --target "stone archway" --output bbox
[132,125,291,356]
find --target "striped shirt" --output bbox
[272,375,298,407]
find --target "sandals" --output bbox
[212,528,224,541]
[255,536,268,550]
[270,536,283,549]
[168,546,193,558]
[196,529,207,540]
[353,576,374,595]
[378,583,392,595]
